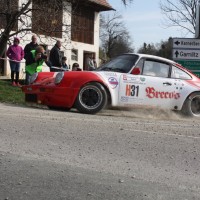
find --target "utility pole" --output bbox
[195,0,200,38]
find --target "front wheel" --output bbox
[181,92,200,117]
[75,82,107,114]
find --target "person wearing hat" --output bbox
[25,45,51,85]
[6,37,24,87]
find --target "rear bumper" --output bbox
[22,85,78,108]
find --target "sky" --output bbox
[107,0,193,51]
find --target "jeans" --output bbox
[9,61,20,72]
[25,72,31,85]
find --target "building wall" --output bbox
[71,12,100,69]
[3,0,100,77]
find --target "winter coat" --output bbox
[6,44,24,62]
[24,42,39,60]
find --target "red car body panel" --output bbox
[22,71,107,108]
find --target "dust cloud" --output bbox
[99,106,186,121]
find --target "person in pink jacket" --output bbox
[6,37,24,87]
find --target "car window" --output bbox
[98,54,139,73]
[142,60,170,78]
[171,66,192,80]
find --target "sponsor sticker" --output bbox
[123,75,127,80]
[140,77,146,82]
[123,76,146,84]
[146,87,180,99]
[104,72,117,76]
[120,96,129,102]
[108,77,118,89]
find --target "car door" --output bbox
[118,58,182,109]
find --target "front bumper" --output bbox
[22,85,78,108]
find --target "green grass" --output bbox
[0,79,25,105]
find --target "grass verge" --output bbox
[0,79,25,105]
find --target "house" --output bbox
[0,0,113,77]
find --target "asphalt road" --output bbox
[0,103,200,200]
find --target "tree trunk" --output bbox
[0,33,9,57]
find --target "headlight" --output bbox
[55,72,64,84]
[30,72,38,84]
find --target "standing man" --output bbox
[6,37,24,87]
[49,40,62,72]
[86,53,96,71]
[24,35,39,61]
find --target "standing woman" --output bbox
[6,37,24,87]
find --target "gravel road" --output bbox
[0,103,200,199]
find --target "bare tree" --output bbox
[121,0,133,6]
[0,0,133,58]
[137,37,173,59]
[0,0,73,57]
[100,12,134,60]
[160,0,197,35]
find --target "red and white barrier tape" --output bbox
[0,57,25,63]
[0,57,68,71]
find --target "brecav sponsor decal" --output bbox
[108,77,118,89]
[146,87,180,99]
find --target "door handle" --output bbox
[163,82,172,86]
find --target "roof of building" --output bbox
[88,0,114,11]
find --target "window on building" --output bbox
[71,49,78,61]
[71,5,94,44]
[32,0,63,38]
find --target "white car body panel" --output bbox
[96,71,200,111]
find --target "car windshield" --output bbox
[97,54,139,73]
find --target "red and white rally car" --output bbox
[22,53,200,117]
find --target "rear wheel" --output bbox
[75,82,107,114]
[181,92,200,117]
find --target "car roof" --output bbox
[124,53,176,64]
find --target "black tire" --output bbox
[75,82,108,114]
[181,92,200,117]
[48,106,70,111]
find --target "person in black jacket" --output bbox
[49,40,62,72]
[24,35,39,61]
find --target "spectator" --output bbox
[93,58,97,69]
[49,40,62,72]
[24,35,39,61]
[86,53,96,71]
[6,37,24,87]
[72,63,82,71]
[25,46,50,85]
[62,56,69,70]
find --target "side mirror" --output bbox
[131,67,140,75]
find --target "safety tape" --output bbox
[0,57,69,71]
[0,57,25,63]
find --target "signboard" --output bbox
[172,38,200,49]
[176,60,200,77]
[176,60,200,70]
[172,49,200,60]
[172,38,200,76]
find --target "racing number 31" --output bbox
[126,84,139,97]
